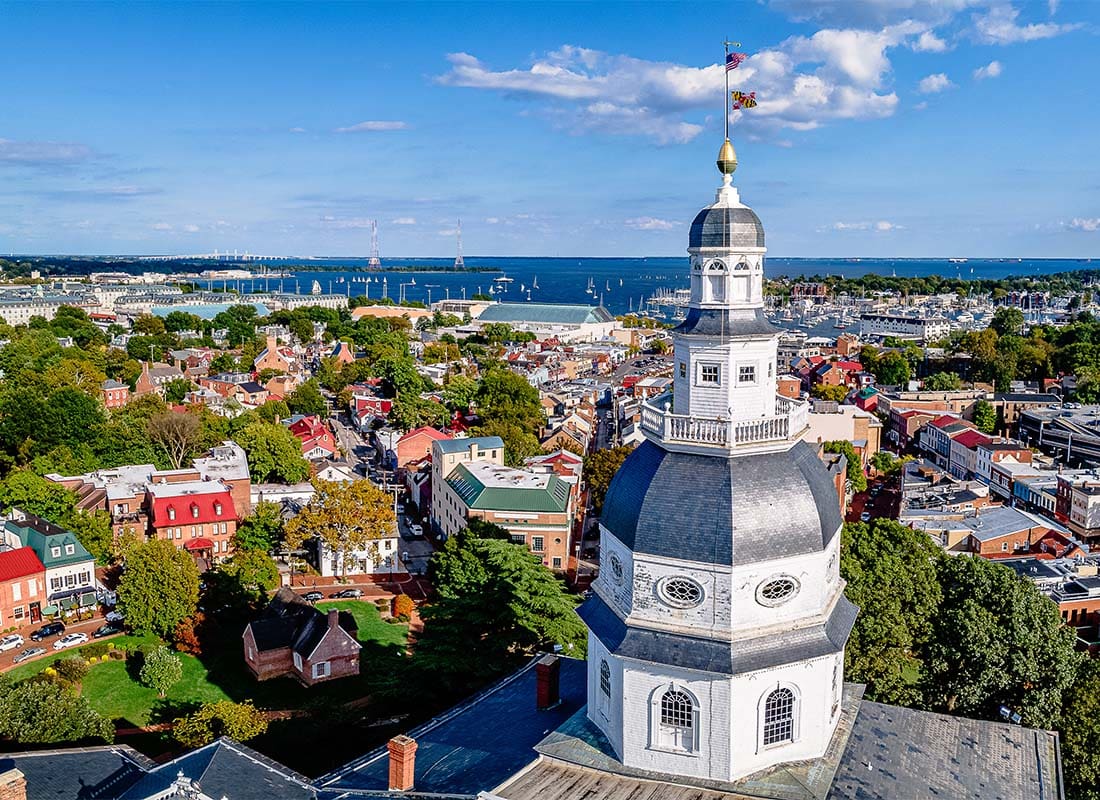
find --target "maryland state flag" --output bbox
[731,90,757,110]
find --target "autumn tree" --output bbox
[173,701,268,748]
[583,446,631,515]
[147,411,201,470]
[284,479,396,579]
[117,539,200,638]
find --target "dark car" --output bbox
[29,622,65,641]
[331,588,363,599]
[302,590,324,602]
[92,622,123,639]
[12,647,46,664]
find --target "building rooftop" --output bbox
[447,462,571,513]
[0,744,153,800]
[906,505,1064,542]
[478,302,614,326]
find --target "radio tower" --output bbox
[368,220,381,269]
[453,218,465,269]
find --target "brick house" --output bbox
[101,379,130,409]
[286,415,339,461]
[0,547,46,627]
[148,480,238,561]
[253,335,298,374]
[242,588,360,686]
[2,512,96,611]
[395,426,452,472]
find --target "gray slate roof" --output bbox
[0,745,151,800]
[674,306,779,338]
[119,738,315,800]
[601,440,842,567]
[247,587,358,656]
[688,204,765,249]
[828,701,1062,800]
[579,593,857,674]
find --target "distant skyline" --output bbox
[1,0,1098,258]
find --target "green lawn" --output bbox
[4,602,409,730]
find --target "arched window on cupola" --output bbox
[654,685,698,753]
[762,686,797,747]
[598,659,611,718]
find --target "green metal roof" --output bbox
[446,463,571,514]
[4,518,93,569]
[478,302,613,326]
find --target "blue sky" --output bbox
[1,0,1097,258]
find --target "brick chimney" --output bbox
[327,609,339,630]
[536,653,561,710]
[0,769,26,800]
[387,735,417,791]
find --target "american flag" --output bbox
[725,52,746,72]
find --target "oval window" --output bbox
[609,554,624,585]
[756,575,800,607]
[658,576,704,609]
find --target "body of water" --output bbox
[197,256,1096,318]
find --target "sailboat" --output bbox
[586,277,595,294]
[619,278,623,287]
[605,280,611,293]
[532,276,539,289]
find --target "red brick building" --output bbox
[287,415,339,460]
[0,548,46,628]
[101,379,130,410]
[395,426,452,472]
[148,481,238,561]
[243,588,361,686]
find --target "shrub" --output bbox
[173,701,268,748]
[392,594,415,619]
[108,649,126,661]
[139,646,183,698]
[173,613,207,656]
[80,643,109,659]
[54,657,90,683]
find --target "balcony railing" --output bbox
[640,392,808,449]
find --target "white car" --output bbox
[0,633,24,652]
[408,523,424,537]
[53,632,89,651]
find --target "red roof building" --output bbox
[0,547,46,628]
[148,481,238,562]
[396,426,452,472]
[287,415,339,461]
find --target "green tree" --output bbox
[470,419,541,467]
[475,369,542,429]
[924,372,963,391]
[811,384,849,403]
[417,529,586,690]
[233,501,284,552]
[390,396,449,431]
[870,450,908,477]
[841,520,941,705]
[234,422,311,483]
[255,399,291,424]
[0,470,77,520]
[583,446,631,515]
[1060,660,1100,800]
[990,306,1025,337]
[67,510,114,565]
[921,556,1080,726]
[117,539,200,638]
[218,549,280,600]
[872,350,911,386]
[139,645,183,698]
[972,398,997,434]
[284,479,396,579]
[162,378,193,404]
[0,679,114,744]
[824,440,867,493]
[173,700,268,748]
[441,375,479,411]
[286,379,327,418]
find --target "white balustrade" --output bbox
[640,392,809,450]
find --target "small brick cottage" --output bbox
[242,588,361,686]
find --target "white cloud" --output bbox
[914,101,929,110]
[973,3,1081,43]
[973,60,1003,80]
[319,215,374,229]
[333,120,409,133]
[151,222,173,231]
[485,217,501,224]
[391,217,417,225]
[289,127,307,133]
[912,31,950,52]
[831,220,903,231]
[0,138,93,164]
[1049,0,1060,13]
[625,216,677,231]
[1069,218,1100,232]
[770,0,978,27]
[919,73,955,93]
[183,224,200,233]
[438,228,459,237]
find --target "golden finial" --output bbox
[717,138,737,176]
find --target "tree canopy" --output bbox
[117,539,200,638]
[234,422,311,484]
[284,479,396,578]
[583,446,631,515]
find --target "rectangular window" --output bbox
[79,571,90,586]
[510,534,525,545]
[65,574,75,587]
[552,557,562,569]
[292,652,303,671]
[738,365,757,384]
[700,364,720,385]
[12,606,23,620]
[50,547,61,558]
[312,661,331,679]
[27,580,36,598]
[65,544,75,556]
[51,577,62,591]
[11,583,20,602]
[679,362,686,378]
[532,536,545,552]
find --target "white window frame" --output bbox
[758,683,800,751]
[697,363,721,387]
[737,363,758,385]
[292,651,303,671]
[64,544,75,556]
[312,660,331,679]
[50,547,61,558]
[649,684,700,754]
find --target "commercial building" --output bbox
[858,311,950,343]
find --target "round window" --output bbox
[756,575,800,607]
[609,554,624,585]
[658,576,704,609]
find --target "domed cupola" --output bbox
[577,130,855,786]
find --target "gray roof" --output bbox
[0,745,151,800]
[688,204,765,249]
[318,656,587,796]
[674,306,779,338]
[601,440,842,567]
[478,302,613,326]
[119,738,315,799]
[435,435,505,454]
[579,593,857,674]
[828,700,1062,800]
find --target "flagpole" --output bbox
[723,40,730,141]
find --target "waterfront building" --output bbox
[858,311,950,343]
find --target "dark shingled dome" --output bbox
[601,439,841,566]
[688,204,765,249]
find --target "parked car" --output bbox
[30,622,65,641]
[331,588,363,599]
[105,610,124,624]
[12,647,45,664]
[302,590,324,602]
[92,623,123,639]
[408,523,424,538]
[859,511,872,522]
[53,632,89,650]
[0,633,24,652]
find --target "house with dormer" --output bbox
[2,511,96,607]
[148,480,238,562]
